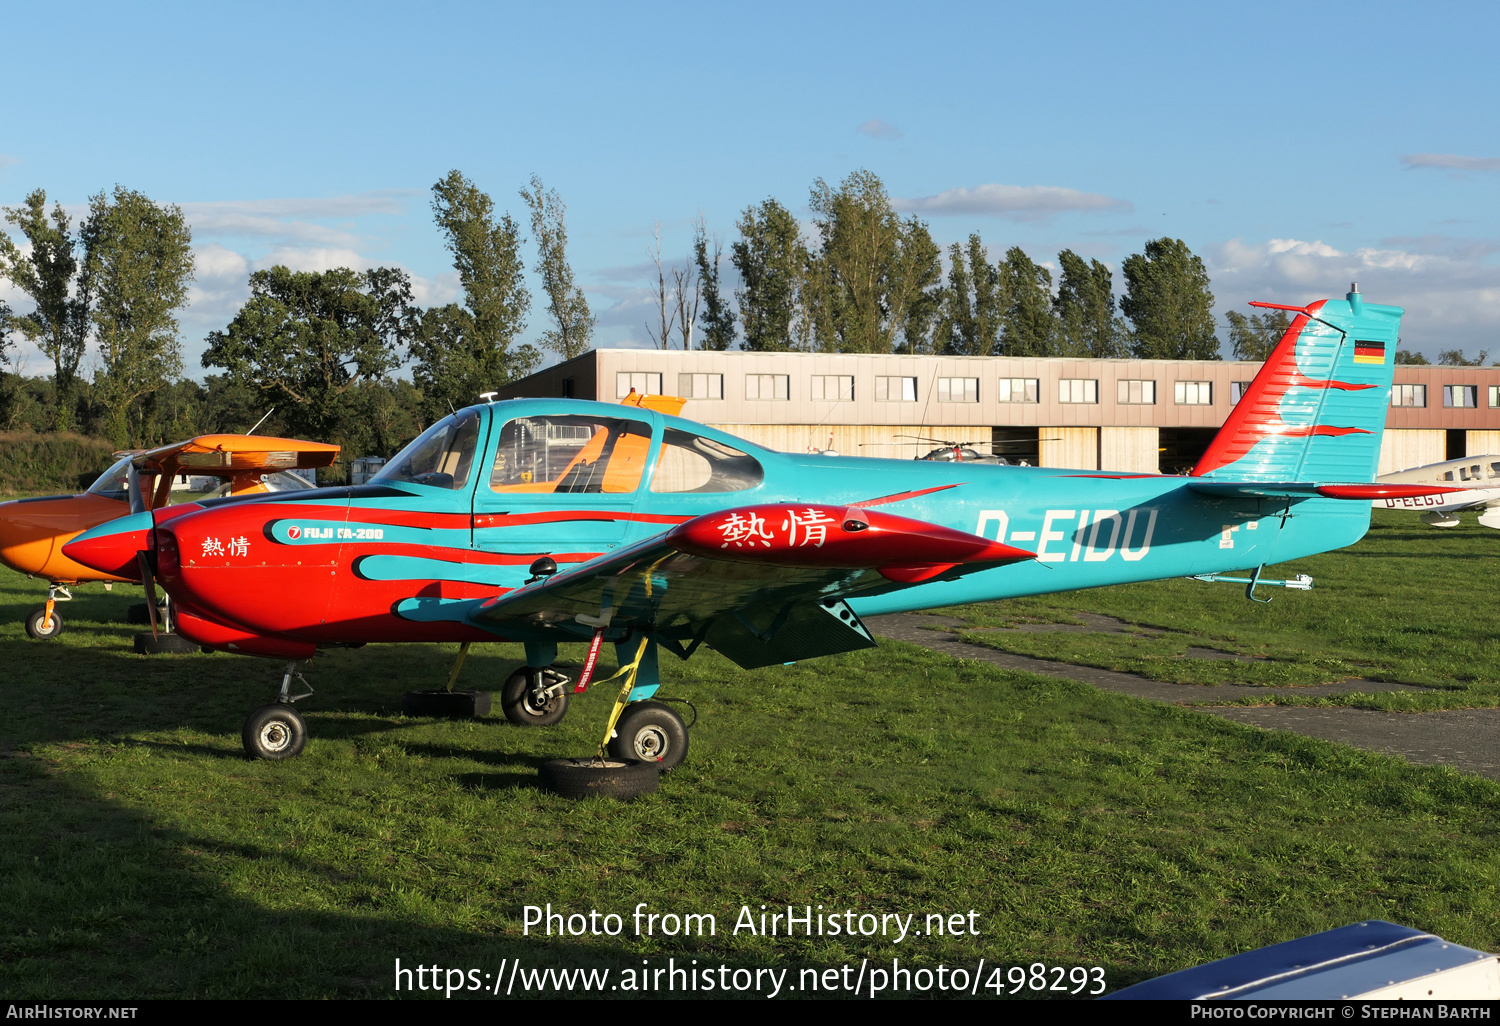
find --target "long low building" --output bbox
[497,349,1500,475]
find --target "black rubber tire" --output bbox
[242,704,307,760]
[24,607,63,640]
[606,700,690,772]
[500,668,569,727]
[133,632,203,655]
[401,689,493,718]
[538,758,659,800]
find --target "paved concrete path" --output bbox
[867,612,1500,782]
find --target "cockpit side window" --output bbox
[649,429,764,493]
[372,410,482,490]
[490,415,653,494]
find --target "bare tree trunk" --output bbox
[673,264,700,351]
[645,223,671,349]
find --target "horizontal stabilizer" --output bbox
[1187,481,1461,501]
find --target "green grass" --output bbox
[936,509,1500,711]
[1,509,1499,998]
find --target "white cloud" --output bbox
[857,118,903,140]
[894,183,1130,221]
[1210,236,1500,354]
[1401,153,1500,173]
[251,246,371,274]
[0,154,18,170]
[410,270,460,308]
[179,190,414,248]
[194,242,250,281]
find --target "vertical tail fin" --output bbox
[1193,286,1401,482]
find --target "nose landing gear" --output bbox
[24,584,72,640]
[242,661,314,760]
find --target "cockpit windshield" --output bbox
[372,410,482,490]
[86,455,135,501]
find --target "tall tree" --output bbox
[0,298,13,368]
[694,217,736,350]
[1395,347,1430,365]
[887,216,943,354]
[645,224,673,349]
[731,198,808,351]
[80,187,195,446]
[1224,308,1291,361]
[202,266,411,453]
[1438,348,1491,366]
[1120,237,1219,360]
[672,259,700,352]
[808,170,900,353]
[412,170,533,417]
[1054,249,1124,358]
[520,175,594,359]
[998,246,1057,357]
[0,190,92,430]
[804,170,943,354]
[940,233,1001,356]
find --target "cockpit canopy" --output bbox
[374,407,765,495]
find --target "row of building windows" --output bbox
[624,372,1500,411]
[621,372,1223,405]
[1390,384,1500,409]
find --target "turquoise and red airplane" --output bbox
[63,287,1455,781]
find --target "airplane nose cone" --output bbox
[61,511,153,580]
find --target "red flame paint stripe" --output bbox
[851,484,960,508]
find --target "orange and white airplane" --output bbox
[1375,455,1500,528]
[0,434,339,643]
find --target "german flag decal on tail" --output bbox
[1353,340,1387,365]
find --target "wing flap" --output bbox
[470,502,1033,668]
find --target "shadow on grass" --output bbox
[0,747,708,999]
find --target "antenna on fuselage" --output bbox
[479,391,499,404]
[246,408,275,435]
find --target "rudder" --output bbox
[1193,285,1401,483]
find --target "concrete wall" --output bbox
[705,424,936,457]
[1040,427,1099,470]
[496,351,1500,478]
[559,350,1268,430]
[1467,430,1500,456]
[1100,426,1160,473]
[1377,430,1446,475]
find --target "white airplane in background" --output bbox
[1377,455,1500,528]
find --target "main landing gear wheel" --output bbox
[501,667,570,727]
[242,704,307,761]
[606,701,689,773]
[24,607,63,640]
[401,689,493,718]
[538,758,659,800]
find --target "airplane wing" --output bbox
[133,434,341,476]
[1186,481,1462,501]
[469,502,1034,669]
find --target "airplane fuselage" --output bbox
[1377,455,1500,521]
[110,398,1368,659]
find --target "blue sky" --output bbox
[4,0,1500,375]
